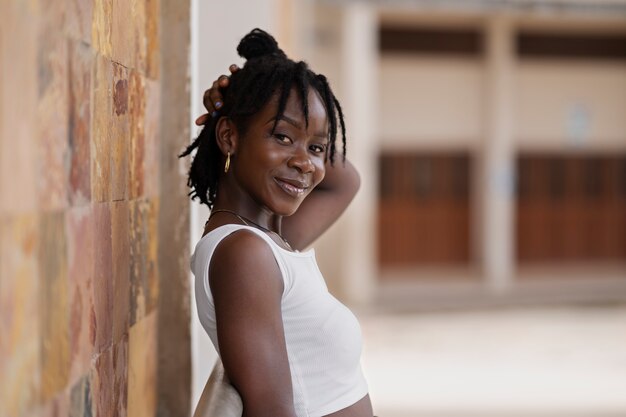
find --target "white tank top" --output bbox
[191,224,369,417]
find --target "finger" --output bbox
[218,74,230,88]
[195,114,209,126]
[211,76,228,109]
[229,64,240,74]
[203,81,219,112]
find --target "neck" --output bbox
[212,192,282,233]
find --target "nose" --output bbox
[287,147,314,174]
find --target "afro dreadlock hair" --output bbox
[179,28,347,208]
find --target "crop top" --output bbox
[191,224,369,417]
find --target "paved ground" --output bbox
[357,303,626,417]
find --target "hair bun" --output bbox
[237,28,286,61]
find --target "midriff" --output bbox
[323,394,373,417]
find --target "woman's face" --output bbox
[232,87,329,216]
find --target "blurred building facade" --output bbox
[191,0,626,316]
[190,0,626,407]
[296,0,626,310]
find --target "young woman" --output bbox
[181,29,374,417]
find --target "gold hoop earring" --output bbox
[224,152,231,173]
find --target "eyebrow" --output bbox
[268,115,328,140]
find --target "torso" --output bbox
[202,220,373,417]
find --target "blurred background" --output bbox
[1,0,625,416]
[191,1,626,416]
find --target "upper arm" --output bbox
[282,158,361,250]
[209,231,296,417]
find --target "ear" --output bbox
[215,117,239,156]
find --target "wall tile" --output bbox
[113,334,128,417]
[66,0,94,44]
[132,0,148,74]
[68,40,93,206]
[93,203,112,354]
[0,2,39,214]
[128,312,156,417]
[92,0,112,57]
[145,0,159,79]
[146,200,159,316]
[129,70,145,199]
[111,0,134,67]
[0,216,40,416]
[37,31,69,210]
[39,389,69,417]
[143,78,160,198]
[90,348,113,417]
[111,62,129,202]
[129,199,159,326]
[111,201,130,344]
[39,0,66,35]
[69,374,93,417]
[66,207,95,384]
[39,212,70,402]
[3,0,192,415]
[92,54,112,203]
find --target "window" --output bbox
[380,26,483,56]
[517,32,626,60]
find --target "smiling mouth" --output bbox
[274,178,309,197]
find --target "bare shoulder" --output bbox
[206,229,296,415]
[209,229,284,299]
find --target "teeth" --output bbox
[276,179,306,196]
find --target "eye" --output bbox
[274,133,292,144]
[310,144,327,154]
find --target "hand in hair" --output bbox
[194,64,240,126]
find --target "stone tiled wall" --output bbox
[0,1,190,416]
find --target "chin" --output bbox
[264,189,309,217]
[272,203,301,217]
[268,196,306,217]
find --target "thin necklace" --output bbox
[208,209,293,250]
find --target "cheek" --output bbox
[313,160,326,186]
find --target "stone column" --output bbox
[336,3,379,307]
[478,16,516,292]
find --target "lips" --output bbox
[274,177,310,197]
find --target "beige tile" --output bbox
[0,215,41,416]
[128,312,157,417]
[92,54,112,203]
[132,0,148,74]
[129,199,159,325]
[66,0,94,44]
[145,0,159,79]
[92,0,112,57]
[39,212,70,402]
[129,70,145,200]
[39,389,70,417]
[66,207,96,384]
[143,79,160,198]
[0,2,39,214]
[37,30,69,210]
[111,0,134,67]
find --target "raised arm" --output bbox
[209,231,297,417]
[280,157,360,250]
